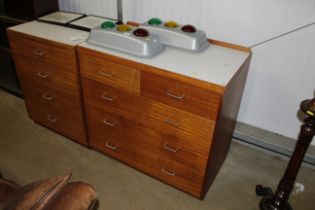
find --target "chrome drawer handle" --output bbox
[42,93,53,101]
[37,71,49,78]
[161,168,176,176]
[99,70,115,77]
[166,90,185,100]
[164,118,180,127]
[33,49,46,56]
[47,115,57,123]
[103,119,116,127]
[105,140,118,150]
[163,142,179,153]
[101,93,116,101]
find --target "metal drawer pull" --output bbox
[101,93,116,101]
[99,70,115,77]
[165,118,180,127]
[103,119,116,127]
[163,142,179,153]
[47,115,57,123]
[33,49,46,56]
[166,90,185,100]
[37,71,49,78]
[161,168,176,176]
[105,140,118,150]
[42,93,53,101]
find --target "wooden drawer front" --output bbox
[139,151,204,197]
[27,102,87,145]
[82,78,138,113]
[85,104,123,135]
[141,71,221,120]
[15,57,80,99]
[15,54,77,78]
[128,119,208,171]
[136,98,215,142]
[79,49,140,92]
[89,129,125,157]
[22,87,82,114]
[9,32,77,72]
[139,115,213,157]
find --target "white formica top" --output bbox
[8,21,89,46]
[79,42,250,87]
[9,21,250,87]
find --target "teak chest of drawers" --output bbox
[7,21,251,199]
[7,21,88,145]
[77,38,251,198]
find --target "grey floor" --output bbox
[1,89,315,210]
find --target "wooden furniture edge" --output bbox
[225,53,252,90]
[6,29,75,49]
[208,39,251,53]
[74,48,93,149]
[200,53,251,198]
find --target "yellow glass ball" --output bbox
[164,21,179,28]
[116,24,132,32]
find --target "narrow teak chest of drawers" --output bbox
[77,39,251,198]
[7,21,89,145]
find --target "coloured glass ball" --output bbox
[181,25,197,33]
[148,18,162,25]
[133,28,150,37]
[164,21,179,28]
[101,21,116,29]
[116,24,132,32]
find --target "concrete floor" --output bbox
[0,89,315,210]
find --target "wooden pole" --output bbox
[257,97,315,210]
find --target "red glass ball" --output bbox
[133,28,150,37]
[181,25,197,33]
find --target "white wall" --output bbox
[58,0,118,18]
[58,0,315,144]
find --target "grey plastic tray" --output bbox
[88,25,164,58]
[141,22,209,52]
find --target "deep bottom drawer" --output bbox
[136,149,204,197]
[27,103,87,145]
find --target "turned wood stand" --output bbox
[256,96,315,210]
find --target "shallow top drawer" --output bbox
[78,48,140,92]
[141,71,221,120]
[8,31,77,70]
